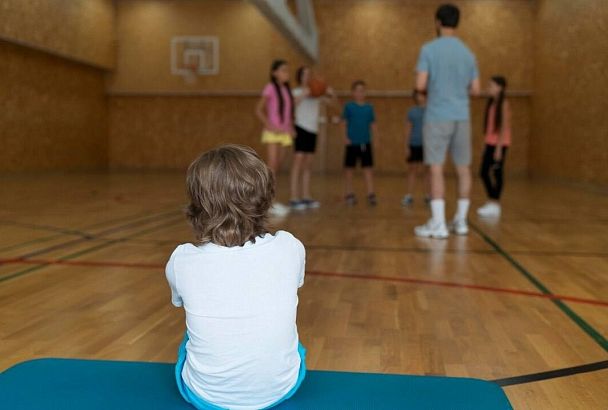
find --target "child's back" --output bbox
[166,145,306,410]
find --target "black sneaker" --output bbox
[367,193,377,206]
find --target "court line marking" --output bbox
[1,256,606,308]
[0,215,183,283]
[494,360,608,386]
[17,210,180,259]
[470,222,608,353]
[5,220,608,258]
[0,204,180,254]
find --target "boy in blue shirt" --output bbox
[342,80,378,206]
[402,89,429,206]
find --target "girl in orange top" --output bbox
[477,76,510,217]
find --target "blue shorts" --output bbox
[175,332,307,410]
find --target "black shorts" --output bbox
[344,143,373,168]
[294,126,317,153]
[407,145,424,163]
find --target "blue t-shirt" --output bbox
[416,36,479,122]
[407,106,425,146]
[342,101,375,145]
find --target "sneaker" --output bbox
[401,194,413,206]
[367,193,378,206]
[269,202,290,216]
[345,193,357,206]
[414,219,449,239]
[477,202,501,217]
[289,200,307,211]
[449,219,469,235]
[301,198,321,209]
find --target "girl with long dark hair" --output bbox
[477,76,511,217]
[255,60,295,216]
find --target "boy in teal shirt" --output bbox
[342,80,378,206]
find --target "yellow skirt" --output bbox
[261,130,293,147]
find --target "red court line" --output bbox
[1,257,607,307]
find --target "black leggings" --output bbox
[480,144,508,200]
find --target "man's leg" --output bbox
[451,121,472,234]
[415,122,450,238]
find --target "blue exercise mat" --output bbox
[1,358,512,409]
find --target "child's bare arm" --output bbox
[255,96,270,130]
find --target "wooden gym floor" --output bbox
[1,172,607,409]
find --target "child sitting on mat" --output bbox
[166,144,306,410]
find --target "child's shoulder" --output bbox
[274,230,305,254]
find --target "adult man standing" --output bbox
[414,3,480,239]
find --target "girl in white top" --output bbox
[289,66,337,210]
[166,145,306,410]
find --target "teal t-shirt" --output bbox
[342,101,375,144]
[416,36,479,122]
[407,106,425,146]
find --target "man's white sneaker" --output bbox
[450,219,469,235]
[269,202,290,217]
[477,202,501,217]
[414,219,449,239]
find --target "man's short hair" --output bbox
[436,4,460,28]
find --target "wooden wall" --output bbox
[0,0,115,69]
[0,0,114,172]
[531,0,608,185]
[107,0,534,175]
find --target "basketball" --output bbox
[308,77,328,97]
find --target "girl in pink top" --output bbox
[255,60,295,216]
[477,76,511,218]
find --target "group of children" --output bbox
[255,60,511,218]
[166,4,513,409]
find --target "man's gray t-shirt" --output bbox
[416,36,479,122]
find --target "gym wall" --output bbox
[531,0,608,185]
[107,0,534,174]
[0,0,114,171]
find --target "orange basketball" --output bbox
[308,77,328,97]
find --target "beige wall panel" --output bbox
[108,96,264,169]
[531,0,608,185]
[0,0,115,69]
[315,0,535,91]
[0,41,108,172]
[108,0,310,92]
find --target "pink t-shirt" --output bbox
[262,83,293,133]
[484,103,511,146]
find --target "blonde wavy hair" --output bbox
[186,145,275,247]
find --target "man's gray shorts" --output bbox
[423,121,471,166]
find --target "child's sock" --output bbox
[455,198,470,222]
[430,199,445,225]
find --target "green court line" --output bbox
[0,205,180,254]
[470,222,608,353]
[0,215,183,283]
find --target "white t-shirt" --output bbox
[165,231,305,410]
[293,87,320,133]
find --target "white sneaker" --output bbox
[414,219,449,239]
[477,202,501,217]
[269,202,290,217]
[450,219,469,235]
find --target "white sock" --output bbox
[430,199,445,225]
[455,198,470,222]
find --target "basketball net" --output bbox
[182,63,199,85]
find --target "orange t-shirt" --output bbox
[484,102,511,146]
